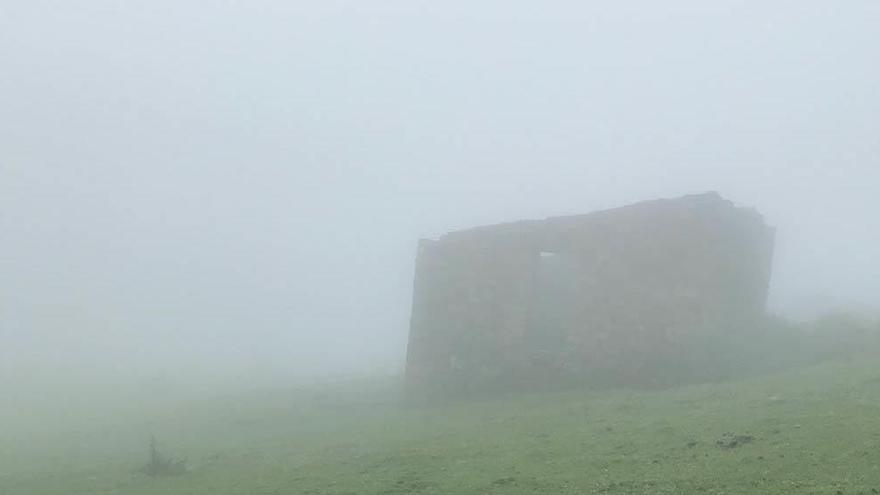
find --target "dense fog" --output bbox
[3,0,878,387]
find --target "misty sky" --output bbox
[2,1,878,379]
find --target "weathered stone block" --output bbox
[405,192,775,396]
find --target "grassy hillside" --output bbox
[4,358,880,494]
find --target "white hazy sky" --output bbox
[2,1,878,378]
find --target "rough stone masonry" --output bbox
[405,192,775,395]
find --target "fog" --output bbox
[2,0,879,387]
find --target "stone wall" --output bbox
[405,192,775,395]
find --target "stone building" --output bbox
[405,192,775,394]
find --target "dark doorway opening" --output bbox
[526,251,578,362]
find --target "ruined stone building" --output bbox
[405,192,775,394]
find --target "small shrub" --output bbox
[141,435,187,477]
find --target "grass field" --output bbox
[4,358,880,494]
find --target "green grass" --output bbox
[5,359,880,494]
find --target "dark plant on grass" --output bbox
[141,435,187,477]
